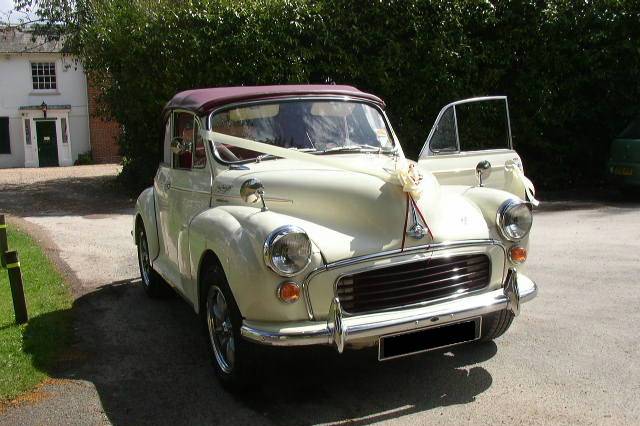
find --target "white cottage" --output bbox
[0,28,98,168]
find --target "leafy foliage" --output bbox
[12,0,89,47]
[22,0,640,189]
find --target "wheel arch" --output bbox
[134,186,160,261]
[197,249,226,316]
[188,206,320,322]
[134,214,144,245]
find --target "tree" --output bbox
[7,0,640,190]
[10,0,89,50]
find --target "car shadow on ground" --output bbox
[24,279,497,426]
[0,175,135,217]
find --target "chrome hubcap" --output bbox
[207,286,235,374]
[138,231,151,287]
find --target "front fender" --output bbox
[134,187,160,261]
[189,205,323,322]
[461,186,531,266]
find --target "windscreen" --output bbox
[210,100,394,162]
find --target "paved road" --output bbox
[0,166,639,425]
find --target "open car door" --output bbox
[417,96,536,203]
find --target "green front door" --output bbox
[36,120,59,167]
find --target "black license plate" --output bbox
[378,318,481,361]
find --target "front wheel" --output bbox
[203,264,257,391]
[480,309,514,341]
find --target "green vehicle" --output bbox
[608,117,640,190]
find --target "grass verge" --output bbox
[0,226,72,401]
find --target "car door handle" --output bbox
[165,182,171,190]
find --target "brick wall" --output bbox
[87,78,122,164]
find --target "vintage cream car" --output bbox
[134,85,538,388]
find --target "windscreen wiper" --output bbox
[318,145,396,155]
[254,147,317,163]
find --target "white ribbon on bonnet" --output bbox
[200,130,537,205]
[201,130,426,198]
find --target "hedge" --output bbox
[78,0,640,191]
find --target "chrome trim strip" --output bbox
[302,239,504,320]
[330,239,503,270]
[301,275,315,320]
[329,297,345,353]
[453,104,461,151]
[212,193,293,203]
[170,186,211,195]
[505,268,520,316]
[240,322,332,346]
[240,271,537,347]
[423,148,514,158]
[518,272,537,303]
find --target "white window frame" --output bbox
[30,61,59,93]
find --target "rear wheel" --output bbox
[202,262,256,391]
[137,223,172,297]
[480,309,514,341]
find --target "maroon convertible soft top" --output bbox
[163,84,385,117]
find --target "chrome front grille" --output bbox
[336,253,491,314]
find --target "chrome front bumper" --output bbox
[241,269,537,351]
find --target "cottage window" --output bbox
[0,117,10,154]
[31,62,57,90]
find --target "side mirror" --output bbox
[240,178,268,211]
[475,160,491,187]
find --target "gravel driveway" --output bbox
[0,165,639,425]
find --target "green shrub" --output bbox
[74,150,93,165]
[78,0,640,191]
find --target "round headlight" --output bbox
[496,200,533,241]
[263,226,312,277]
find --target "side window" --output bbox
[429,107,457,153]
[172,112,195,170]
[193,118,207,168]
[455,101,510,151]
[422,97,512,158]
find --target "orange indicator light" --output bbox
[509,246,527,264]
[278,282,301,303]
